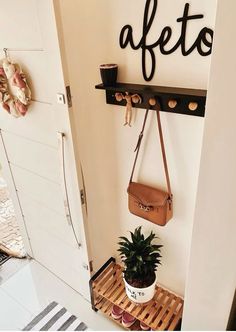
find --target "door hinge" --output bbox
[80,189,86,205]
[80,164,88,215]
[82,261,93,273]
[89,260,93,273]
[66,85,72,107]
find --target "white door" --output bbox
[0,0,91,299]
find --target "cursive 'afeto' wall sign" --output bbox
[119,1,214,81]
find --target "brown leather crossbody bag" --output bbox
[127,103,173,226]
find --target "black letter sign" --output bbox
[119,1,214,81]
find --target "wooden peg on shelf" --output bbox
[149,97,156,106]
[131,94,142,104]
[188,102,198,111]
[149,97,161,111]
[115,92,123,102]
[168,99,177,109]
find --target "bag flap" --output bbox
[127,182,169,207]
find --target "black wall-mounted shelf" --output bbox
[95,82,207,117]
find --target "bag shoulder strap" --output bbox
[129,103,172,197]
[129,108,149,183]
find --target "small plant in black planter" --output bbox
[118,226,162,303]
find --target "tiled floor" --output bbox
[0,259,120,331]
[0,257,29,285]
[0,178,26,258]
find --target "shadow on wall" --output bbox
[227,289,236,331]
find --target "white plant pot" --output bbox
[123,275,156,304]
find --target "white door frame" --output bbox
[52,0,93,264]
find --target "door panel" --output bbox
[0,0,42,49]
[0,102,57,148]
[2,131,60,184]
[25,229,89,292]
[19,193,78,249]
[11,165,65,216]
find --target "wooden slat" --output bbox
[96,272,116,294]
[109,284,125,303]
[100,279,118,298]
[145,291,171,327]
[138,299,156,321]
[142,290,168,324]
[103,303,113,314]
[101,265,121,290]
[98,298,113,314]
[168,305,184,331]
[143,287,163,325]
[159,298,183,330]
[130,303,145,317]
[94,266,119,294]
[144,303,161,326]
[93,262,115,288]
[120,296,132,311]
[116,290,127,306]
[153,286,163,302]
[125,301,139,314]
[103,276,123,298]
[95,297,106,310]
[151,293,175,328]
[93,262,115,287]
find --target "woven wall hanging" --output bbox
[0,54,31,117]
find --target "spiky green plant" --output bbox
[118,226,162,288]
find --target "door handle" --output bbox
[57,132,72,226]
[57,131,81,248]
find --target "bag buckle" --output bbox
[167,196,172,210]
[138,203,152,212]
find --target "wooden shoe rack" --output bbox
[89,258,184,331]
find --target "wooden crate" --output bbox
[90,259,184,331]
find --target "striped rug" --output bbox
[22,302,88,331]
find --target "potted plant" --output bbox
[118,226,162,303]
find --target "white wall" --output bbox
[59,0,217,295]
[182,0,236,329]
